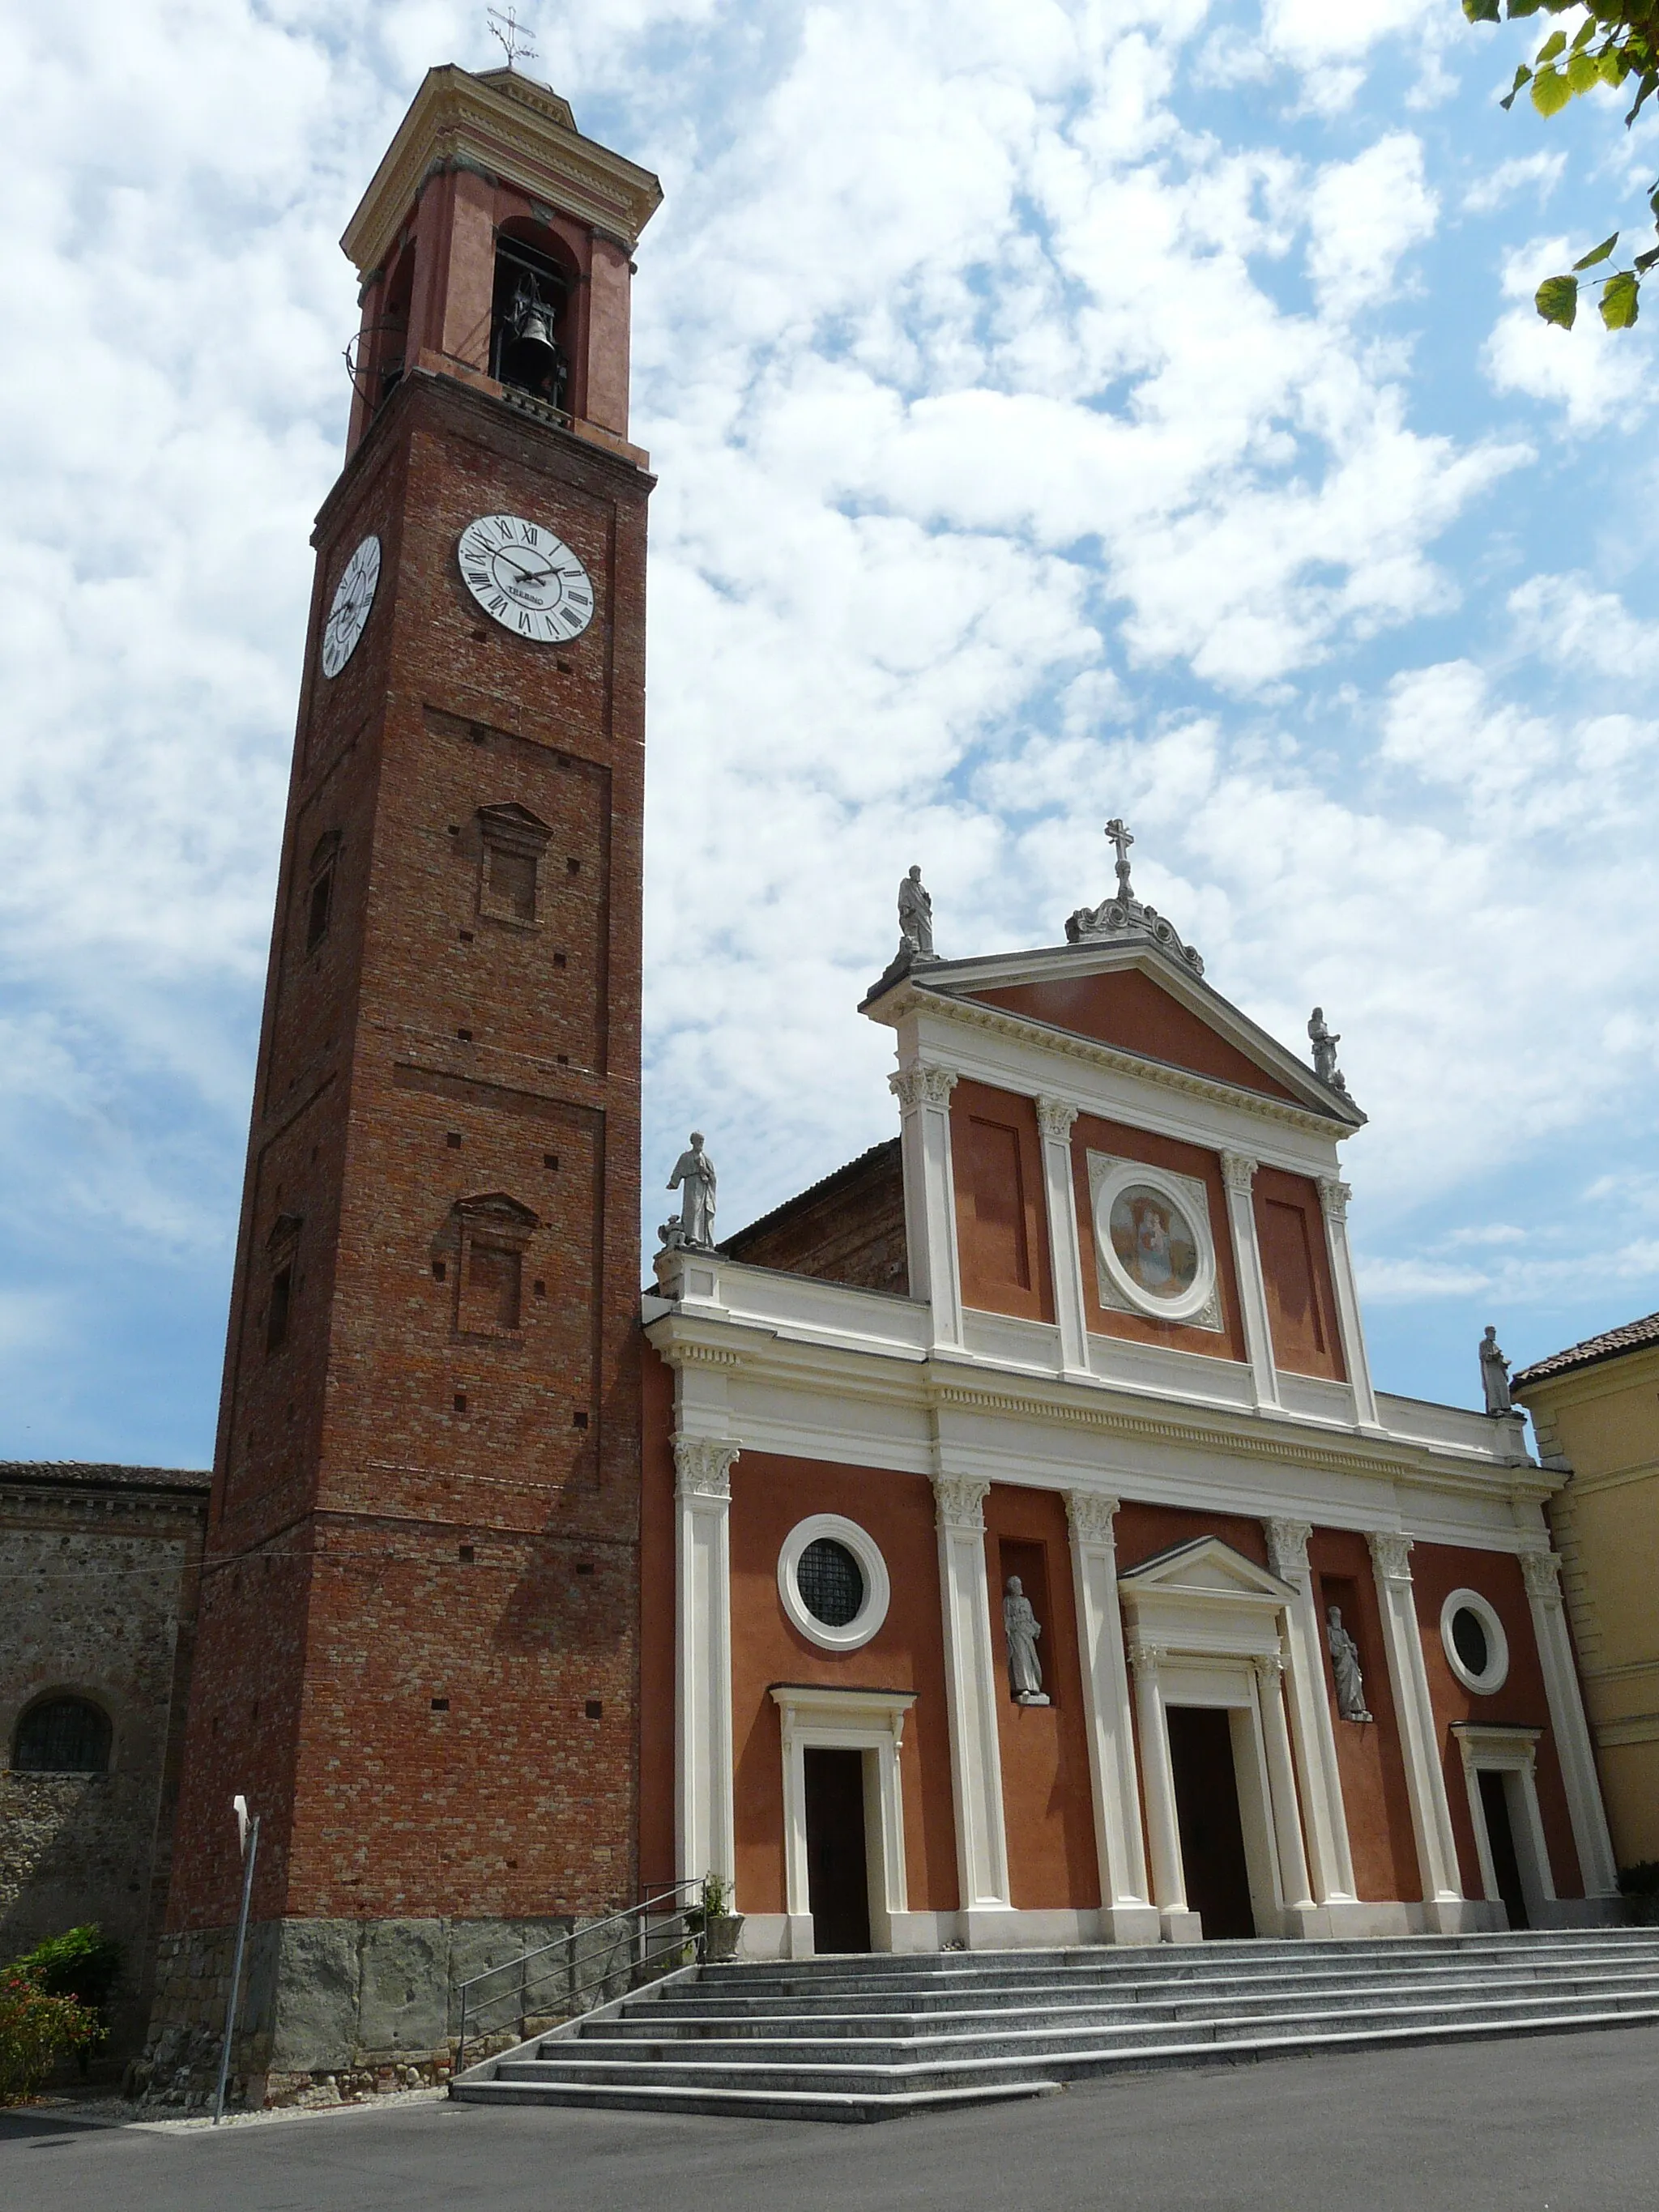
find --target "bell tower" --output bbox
[152,66,661,2099]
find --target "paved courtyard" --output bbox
[5,2025,1657,2212]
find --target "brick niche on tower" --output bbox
[141,65,661,2107]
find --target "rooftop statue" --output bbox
[660,1131,717,1251]
[1307,1006,1350,1095]
[897,864,936,965]
[1480,1323,1515,1417]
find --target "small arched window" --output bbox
[13,1695,113,1774]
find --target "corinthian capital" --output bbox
[889,1063,958,1112]
[932,1474,989,1532]
[1263,1517,1312,1584]
[1065,1490,1121,1548]
[673,1434,739,1502]
[1318,1176,1352,1223]
[1367,1530,1414,1583]
[1520,1549,1563,1601]
[1219,1151,1258,1196]
[1035,1096,1079,1142]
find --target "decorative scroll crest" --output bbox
[1263,1516,1312,1584]
[673,1434,739,1502]
[1065,1490,1122,1548]
[1064,817,1205,978]
[933,1474,989,1532]
[1367,1530,1414,1583]
[889,1063,958,1113]
[1520,1549,1563,1601]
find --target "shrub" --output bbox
[0,1970,102,2104]
[10,1925,124,2012]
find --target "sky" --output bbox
[1,0,1656,1467]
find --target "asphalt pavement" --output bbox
[4,2024,1657,2211]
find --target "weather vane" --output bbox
[487,5,538,68]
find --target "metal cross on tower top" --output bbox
[488,5,539,67]
[1104,817,1135,899]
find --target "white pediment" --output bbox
[1117,1537,1294,1661]
[1118,1536,1295,1605]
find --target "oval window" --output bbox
[1451,1606,1490,1679]
[795,1537,864,1628]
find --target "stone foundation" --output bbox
[133,1912,644,2109]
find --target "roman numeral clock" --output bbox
[458,511,596,644]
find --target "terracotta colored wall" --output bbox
[972,970,1299,1102]
[1308,1529,1420,1901]
[984,1486,1099,1910]
[1410,1545,1585,1899]
[1071,1114,1248,1364]
[727,1455,957,1916]
[1114,1501,1269,1576]
[638,1339,676,1889]
[950,1080,1054,1324]
[1253,1166,1345,1382]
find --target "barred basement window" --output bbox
[14,1695,112,1775]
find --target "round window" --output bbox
[795,1538,864,1628]
[777,1515,891,1652]
[1439,1588,1509,1694]
[1090,1158,1218,1325]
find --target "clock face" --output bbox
[458,514,595,644]
[321,533,381,679]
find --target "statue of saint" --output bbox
[665,1132,717,1250]
[1326,1605,1371,1723]
[1480,1324,1515,1416]
[897,865,936,962]
[1307,1006,1348,1092]
[1003,1576,1048,1705]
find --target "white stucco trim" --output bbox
[777,1514,891,1653]
[770,1683,915,1955]
[1452,1722,1555,1926]
[1439,1586,1511,1695]
[1088,1153,1221,1329]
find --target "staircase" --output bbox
[450,1929,1659,2123]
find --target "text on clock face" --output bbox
[457,514,595,643]
[321,533,382,679]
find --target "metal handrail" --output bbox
[453,1881,704,2073]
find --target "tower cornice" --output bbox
[342,63,663,279]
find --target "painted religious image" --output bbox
[1109,1185,1200,1302]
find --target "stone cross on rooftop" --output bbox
[1105,817,1135,898]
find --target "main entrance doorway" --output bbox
[804,1746,872,1953]
[1167,1706,1256,1939]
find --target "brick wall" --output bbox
[721,1138,908,1295]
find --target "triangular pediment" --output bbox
[1117,1536,1295,1605]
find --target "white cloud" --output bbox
[1484,235,1655,430]
[1307,134,1439,320]
[1462,151,1566,215]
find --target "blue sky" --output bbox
[2,0,1656,1466]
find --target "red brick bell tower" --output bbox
[153,66,661,2098]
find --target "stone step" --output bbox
[451,2076,1060,2124]
[591,1967,1659,2041]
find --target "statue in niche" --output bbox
[1326,1605,1372,1723]
[1003,1577,1049,1706]
[1480,1324,1515,1416]
[661,1132,717,1251]
[1307,1007,1350,1094]
[897,865,936,964]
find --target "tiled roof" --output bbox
[1512,1311,1659,1389]
[0,1460,211,1495]
[720,1138,901,1253]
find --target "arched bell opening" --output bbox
[347,239,415,426]
[490,223,578,411]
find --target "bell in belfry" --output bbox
[512,279,558,362]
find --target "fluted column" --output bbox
[1520,1549,1618,1898]
[1066,1492,1158,1941]
[891,1063,965,1357]
[1255,1652,1316,1915]
[1263,1516,1356,1907]
[1320,1178,1380,1429]
[933,1474,1013,1933]
[675,1435,738,1900]
[1368,1532,1464,1923]
[1220,1152,1278,1410]
[1037,1097,1091,1379]
[1128,1640,1201,1942]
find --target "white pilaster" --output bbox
[1219,1152,1278,1411]
[1037,1097,1091,1380]
[932,1473,1013,1933]
[1128,1640,1202,1942]
[892,1063,965,1357]
[1066,1491,1158,1942]
[1368,1532,1464,1922]
[1320,1178,1380,1430]
[1520,1549,1619,1898]
[1263,1517,1357,1906]
[675,1434,738,1902]
[1255,1652,1316,1916]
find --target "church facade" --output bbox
[642,870,1621,1954]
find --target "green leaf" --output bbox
[1508,0,1546,18]
[1572,232,1620,269]
[1568,15,1597,52]
[1535,273,1580,327]
[1536,29,1567,62]
[1567,49,1601,91]
[1463,0,1501,19]
[1531,62,1575,114]
[1634,245,1659,273]
[1500,62,1533,109]
[1600,270,1640,328]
